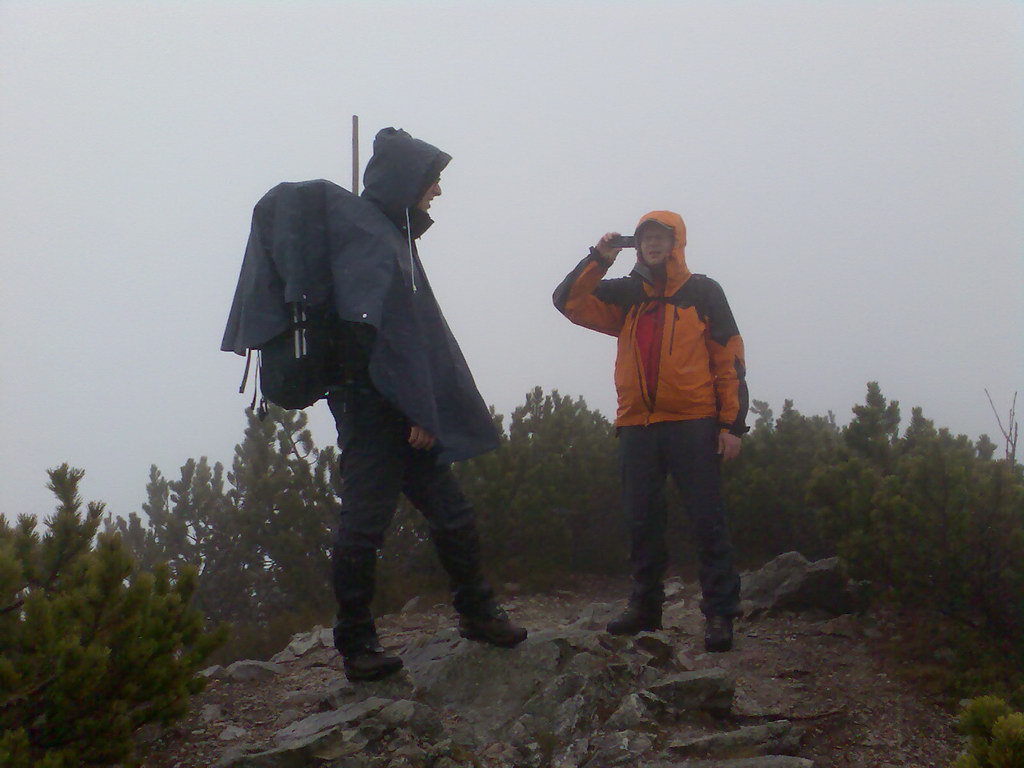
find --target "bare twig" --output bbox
[984,389,1018,465]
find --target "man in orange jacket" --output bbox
[553,211,748,651]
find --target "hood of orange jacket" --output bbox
[632,210,691,296]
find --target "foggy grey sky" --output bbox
[2,2,1021,521]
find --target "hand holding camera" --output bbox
[595,231,635,265]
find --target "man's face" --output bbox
[417,179,442,211]
[638,226,674,268]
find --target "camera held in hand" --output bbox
[608,234,636,249]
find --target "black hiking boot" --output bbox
[606,601,663,635]
[704,615,733,652]
[459,606,528,648]
[342,638,403,682]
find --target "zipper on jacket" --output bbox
[669,306,678,356]
[629,301,656,414]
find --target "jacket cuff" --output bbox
[588,247,613,269]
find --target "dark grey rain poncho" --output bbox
[221,128,499,463]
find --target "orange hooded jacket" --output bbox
[553,210,748,434]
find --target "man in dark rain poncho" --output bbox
[222,128,527,681]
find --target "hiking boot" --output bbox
[606,601,662,635]
[342,639,403,682]
[704,615,733,652]
[459,607,528,648]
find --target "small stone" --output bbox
[225,660,286,681]
[664,578,685,599]
[218,724,247,741]
[200,704,223,723]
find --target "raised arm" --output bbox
[552,233,629,337]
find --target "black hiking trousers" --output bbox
[327,382,495,654]
[619,417,741,618]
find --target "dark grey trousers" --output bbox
[327,383,494,652]
[618,417,741,618]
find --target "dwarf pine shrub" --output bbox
[953,696,1024,768]
[0,465,224,768]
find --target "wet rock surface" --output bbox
[143,571,959,767]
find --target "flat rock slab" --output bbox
[404,628,563,714]
[645,668,735,715]
[669,720,801,758]
[274,697,392,743]
[672,757,815,768]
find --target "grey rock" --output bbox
[663,599,689,628]
[391,742,428,761]
[405,629,562,726]
[584,731,654,767]
[569,601,620,630]
[640,665,664,685]
[199,664,227,679]
[552,737,592,768]
[645,668,735,715]
[285,627,326,657]
[566,650,606,675]
[321,673,414,709]
[741,552,858,617]
[674,757,815,768]
[634,632,676,665]
[219,727,368,767]
[280,688,322,707]
[273,708,302,728]
[222,697,408,767]
[218,724,248,741]
[553,693,590,738]
[214,745,252,768]
[225,660,286,682]
[665,577,686,599]
[269,649,298,664]
[523,672,586,719]
[675,648,697,670]
[604,693,649,730]
[273,697,391,744]
[377,699,443,738]
[200,703,223,723]
[668,720,802,757]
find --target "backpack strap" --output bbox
[238,349,253,393]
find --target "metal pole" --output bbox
[351,115,360,194]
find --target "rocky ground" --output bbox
[138,555,962,768]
